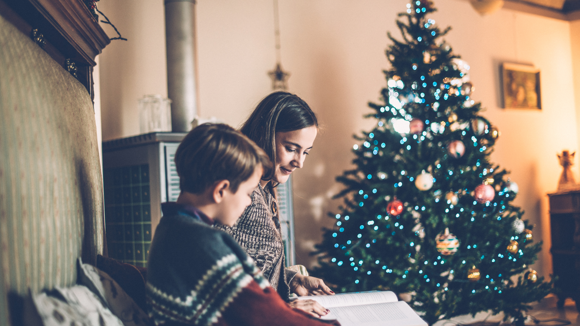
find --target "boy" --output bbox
[146,123,339,326]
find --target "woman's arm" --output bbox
[222,281,340,326]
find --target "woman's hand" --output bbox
[290,274,335,296]
[288,299,330,318]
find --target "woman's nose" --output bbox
[292,152,305,168]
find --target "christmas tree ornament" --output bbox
[447,140,465,158]
[484,177,494,185]
[461,82,474,96]
[471,117,489,136]
[505,179,519,194]
[415,171,434,191]
[445,192,459,205]
[410,118,424,134]
[507,240,519,254]
[526,269,538,283]
[524,229,533,242]
[387,199,404,216]
[474,184,495,203]
[467,266,481,282]
[448,113,458,123]
[423,51,432,64]
[436,228,459,255]
[490,126,500,140]
[512,218,525,234]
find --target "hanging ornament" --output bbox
[507,240,519,254]
[490,126,500,140]
[467,266,481,282]
[423,51,432,64]
[474,184,495,203]
[512,218,525,234]
[268,0,290,90]
[387,199,404,216]
[448,113,458,123]
[471,117,490,136]
[447,140,465,158]
[445,192,459,205]
[410,118,424,134]
[506,179,519,194]
[436,228,459,255]
[461,82,474,96]
[485,177,494,185]
[524,229,533,242]
[526,269,538,283]
[415,171,434,191]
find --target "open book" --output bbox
[300,291,427,326]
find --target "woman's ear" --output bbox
[212,180,230,204]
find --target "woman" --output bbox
[215,91,334,317]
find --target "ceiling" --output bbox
[503,0,580,19]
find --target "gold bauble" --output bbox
[490,126,501,140]
[527,269,538,283]
[484,177,494,185]
[507,240,519,254]
[467,266,481,282]
[524,229,533,242]
[448,113,458,123]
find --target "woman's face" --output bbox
[273,125,318,184]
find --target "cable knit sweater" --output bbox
[214,184,296,301]
[146,203,339,326]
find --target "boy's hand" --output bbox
[288,299,330,318]
[290,274,335,296]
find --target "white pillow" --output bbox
[77,258,152,326]
[31,285,123,326]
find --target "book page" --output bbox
[320,301,427,326]
[300,291,398,308]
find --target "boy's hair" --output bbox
[175,123,272,194]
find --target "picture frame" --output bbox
[500,63,541,110]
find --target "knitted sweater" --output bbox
[146,203,339,326]
[214,185,295,300]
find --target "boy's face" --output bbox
[217,165,263,226]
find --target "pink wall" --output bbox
[97,0,580,278]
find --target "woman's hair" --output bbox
[240,91,318,181]
[175,123,271,194]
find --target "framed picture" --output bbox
[501,63,541,110]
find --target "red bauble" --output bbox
[409,118,424,134]
[447,140,465,158]
[474,184,495,203]
[387,199,404,216]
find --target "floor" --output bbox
[433,295,579,326]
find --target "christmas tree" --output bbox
[313,1,551,324]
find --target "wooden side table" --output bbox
[548,189,580,310]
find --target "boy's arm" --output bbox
[221,281,340,326]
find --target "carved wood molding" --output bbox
[0,0,111,98]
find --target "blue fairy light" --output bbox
[353,144,359,150]
[357,234,362,238]
[347,240,352,244]
[337,221,342,226]
[367,271,371,275]
[332,233,337,237]
[372,189,377,193]
[340,227,344,232]
[345,216,350,220]
[360,225,364,229]
[332,258,336,262]
[334,244,339,248]
[355,280,359,284]
[367,174,372,179]
[359,202,364,207]
[338,261,343,266]
[369,132,375,138]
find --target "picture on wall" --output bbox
[501,63,541,110]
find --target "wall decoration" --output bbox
[501,63,541,110]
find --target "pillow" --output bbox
[77,258,152,326]
[96,255,147,311]
[31,285,124,326]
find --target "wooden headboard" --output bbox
[0,0,109,324]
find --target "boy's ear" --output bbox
[212,180,230,203]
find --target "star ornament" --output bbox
[268,63,290,90]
